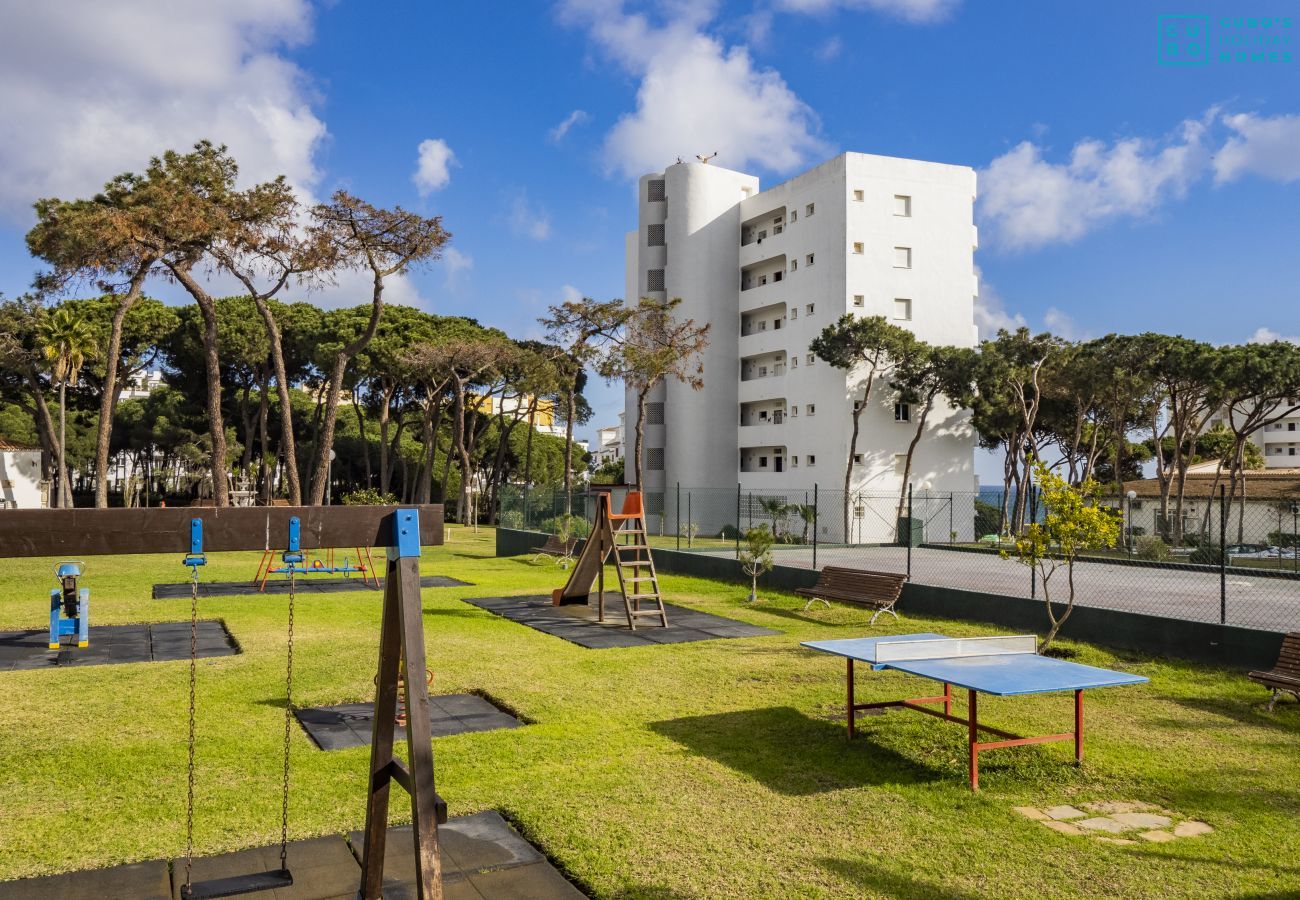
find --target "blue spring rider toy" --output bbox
[49,561,89,650]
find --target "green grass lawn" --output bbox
[1,526,1298,897]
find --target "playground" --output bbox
[0,523,1298,897]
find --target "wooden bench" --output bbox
[1250,632,1300,712]
[795,566,907,622]
[531,534,577,569]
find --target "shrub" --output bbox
[1268,530,1300,549]
[738,525,775,602]
[498,510,524,530]
[1190,543,1224,565]
[1134,536,1171,561]
[718,524,742,540]
[540,514,589,540]
[340,488,398,506]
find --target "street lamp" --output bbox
[1292,502,1299,574]
[1126,490,1138,557]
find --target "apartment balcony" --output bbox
[739,280,788,314]
[738,374,785,404]
[1261,421,1300,442]
[739,445,788,475]
[739,228,786,268]
[738,421,788,448]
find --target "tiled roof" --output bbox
[1121,470,1300,500]
[0,436,40,451]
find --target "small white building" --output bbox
[592,413,625,467]
[625,152,979,540]
[0,437,46,509]
[1205,399,1300,469]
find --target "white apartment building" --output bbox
[624,152,979,541]
[592,413,625,467]
[1207,400,1300,468]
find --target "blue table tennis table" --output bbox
[801,632,1148,790]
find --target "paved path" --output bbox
[700,545,1300,633]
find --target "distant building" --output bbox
[1205,399,1300,469]
[0,437,45,509]
[119,370,165,401]
[1118,466,1300,546]
[592,413,624,467]
[472,393,588,450]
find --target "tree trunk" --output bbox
[249,295,302,504]
[563,384,576,516]
[379,381,396,494]
[308,271,386,505]
[58,379,69,508]
[258,371,271,503]
[633,387,649,491]
[842,386,870,544]
[93,267,149,508]
[896,389,937,522]
[170,265,230,506]
[453,379,473,523]
[352,388,371,488]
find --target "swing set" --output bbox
[0,504,449,900]
[251,533,378,592]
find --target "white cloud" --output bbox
[557,0,831,178]
[815,36,843,61]
[413,138,456,195]
[560,284,583,303]
[1248,327,1300,345]
[507,193,552,240]
[978,114,1213,251]
[972,266,1026,339]
[1043,307,1088,341]
[1214,112,1300,184]
[549,109,591,142]
[772,0,961,24]
[441,247,474,287]
[0,0,326,221]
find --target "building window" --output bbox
[790,210,797,223]
[790,307,797,319]
[853,189,864,202]
[791,456,799,467]
[852,242,864,255]
[808,454,816,466]
[1290,422,1297,431]
[758,366,767,377]
[806,353,815,366]
[853,400,861,412]
[894,194,911,217]
[806,303,815,315]
[853,454,863,465]
[773,224,783,235]
[647,223,665,246]
[893,247,911,268]
[791,405,798,416]
[790,259,798,272]
[806,203,815,216]
[895,402,910,422]
[806,253,815,266]
[791,356,798,368]
[647,268,665,291]
[759,456,768,468]
[853,295,865,307]
[894,454,907,475]
[759,320,767,331]
[894,298,912,320]
[773,270,783,282]
[647,447,664,470]
[807,403,816,415]
[647,402,664,425]
[773,318,782,330]
[648,179,666,202]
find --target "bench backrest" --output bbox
[814,566,905,600]
[538,534,574,553]
[1272,632,1300,676]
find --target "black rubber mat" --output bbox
[295,693,522,750]
[0,621,237,670]
[151,574,471,599]
[463,594,780,649]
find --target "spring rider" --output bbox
[49,561,89,649]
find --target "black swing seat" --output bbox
[181,868,293,899]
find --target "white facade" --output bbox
[0,439,46,509]
[592,413,625,467]
[1207,401,1300,469]
[625,152,979,539]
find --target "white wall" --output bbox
[0,449,44,509]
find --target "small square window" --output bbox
[808,454,816,466]
[791,356,798,368]
[852,242,864,254]
[853,189,864,202]
[806,353,815,366]
[893,247,911,268]
[790,259,798,272]
[773,318,782,330]
[895,402,910,422]
[853,295,865,307]
[791,405,798,415]
[759,320,767,331]
[806,253,815,266]
[791,456,799,467]
[759,456,768,468]
[853,454,863,465]
[894,298,912,321]
[806,203,815,216]
[773,270,782,282]
[806,303,815,315]
[790,307,798,319]
[790,210,797,223]
[894,194,911,217]
[807,403,816,415]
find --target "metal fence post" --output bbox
[949,491,954,544]
[735,482,741,559]
[813,483,819,570]
[687,490,693,549]
[1219,483,1228,624]
[675,482,681,551]
[906,482,913,582]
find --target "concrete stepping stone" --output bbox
[1111,812,1172,829]
[1075,817,1132,834]
[1173,821,1214,837]
[1013,806,1049,820]
[1043,821,1083,835]
[1139,830,1177,843]
[1044,805,1086,820]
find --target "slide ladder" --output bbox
[551,491,668,630]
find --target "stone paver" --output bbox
[1043,821,1083,836]
[1173,821,1214,837]
[1044,805,1087,821]
[1075,817,1132,834]
[1111,812,1172,829]
[1139,830,1177,843]
[1014,806,1049,820]
[1097,837,1138,846]
[1082,801,1151,815]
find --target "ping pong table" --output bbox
[801,632,1148,790]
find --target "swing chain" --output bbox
[185,560,199,893]
[280,567,295,870]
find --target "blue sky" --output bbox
[0,0,1297,482]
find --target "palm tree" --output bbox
[38,305,97,508]
[758,497,792,541]
[795,504,817,543]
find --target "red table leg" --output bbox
[847,658,855,739]
[1075,689,1084,764]
[968,689,979,791]
[944,682,952,718]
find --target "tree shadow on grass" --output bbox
[1164,694,1300,734]
[649,706,942,795]
[817,856,987,899]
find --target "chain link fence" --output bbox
[499,482,1300,633]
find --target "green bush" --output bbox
[540,514,589,540]
[340,488,398,506]
[1189,543,1224,565]
[718,524,742,540]
[498,510,524,530]
[1268,530,1300,549]
[974,498,1001,537]
[1134,536,1171,561]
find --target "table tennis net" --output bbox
[873,635,1037,662]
